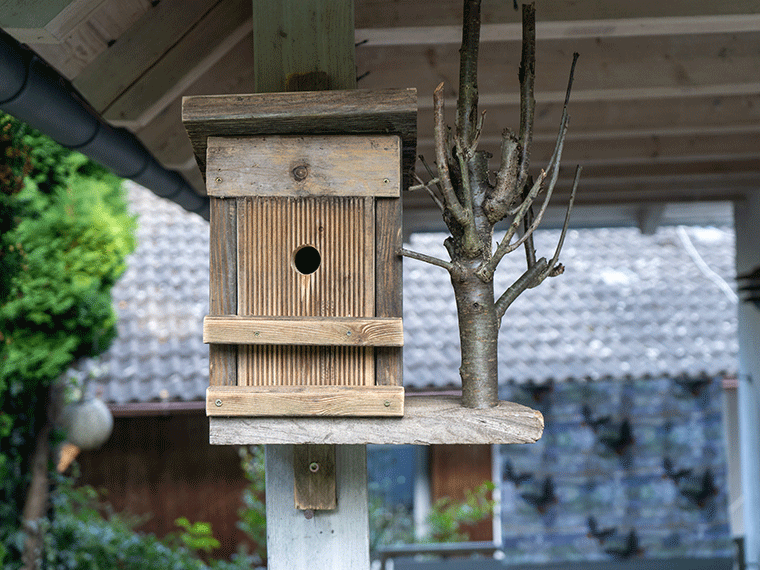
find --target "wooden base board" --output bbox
[206,385,404,417]
[209,395,544,445]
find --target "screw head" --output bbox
[254,331,260,337]
[384,400,391,407]
[346,330,352,336]
[309,462,320,473]
[383,178,390,184]
[215,399,222,407]
[214,177,222,183]
[292,165,308,181]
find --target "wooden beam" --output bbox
[182,88,417,185]
[208,197,237,387]
[0,0,105,43]
[417,130,760,167]
[244,3,369,567]
[293,444,337,510]
[102,0,252,127]
[72,0,224,113]
[27,0,153,79]
[205,135,401,198]
[415,94,760,141]
[265,445,369,567]
[134,33,257,169]
[209,396,544,445]
[203,316,404,347]
[356,14,760,46]
[206,386,405,417]
[252,0,355,93]
[356,33,760,105]
[354,0,760,29]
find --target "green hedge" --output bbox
[0,114,135,566]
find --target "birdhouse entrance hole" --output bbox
[294,245,321,275]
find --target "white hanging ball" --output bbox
[63,398,114,451]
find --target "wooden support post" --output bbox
[266,445,369,570]
[734,193,760,570]
[251,0,365,567]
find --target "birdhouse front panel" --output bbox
[237,195,375,388]
[200,132,406,417]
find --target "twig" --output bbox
[477,169,546,281]
[495,257,548,320]
[548,164,581,270]
[419,154,444,195]
[515,3,536,194]
[523,202,537,268]
[455,135,475,216]
[472,110,486,153]
[433,83,469,225]
[400,248,454,272]
[410,174,445,212]
[481,49,580,280]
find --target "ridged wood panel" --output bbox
[237,196,374,387]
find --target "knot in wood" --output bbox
[292,164,309,181]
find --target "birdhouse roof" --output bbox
[76,182,738,407]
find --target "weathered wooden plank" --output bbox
[354,0,760,29]
[266,445,369,570]
[72,0,219,111]
[28,0,152,79]
[208,197,236,387]
[417,129,760,170]
[293,444,337,510]
[209,396,544,444]
[206,135,400,198]
[182,88,417,184]
[103,0,251,126]
[357,33,760,108]
[0,0,101,43]
[203,316,404,347]
[253,0,355,94]
[375,195,403,387]
[356,15,760,46]
[206,386,405,417]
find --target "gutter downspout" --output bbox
[0,28,209,220]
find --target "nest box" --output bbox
[183,88,417,418]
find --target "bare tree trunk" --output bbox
[22,420,51,570]
[402,1,581,408]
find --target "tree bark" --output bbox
[21,420,51,570]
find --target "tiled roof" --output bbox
[81,183,738,404]
[405,226,738,388]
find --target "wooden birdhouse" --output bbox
[182,88,417,418]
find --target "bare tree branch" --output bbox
[400,247,454,272]
[495,256,548,321]
[485,129,520,223]
[515,3,536,194]
[457,0,482,149]
[523,201,537,268]
[549,164,582,270]
[410,173,446,212]
[434,82,469,226]
[419,154,444,195]
[476,169,546,281]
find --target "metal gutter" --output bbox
[0,28,209,220]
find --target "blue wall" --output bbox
[499,376,733,564]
